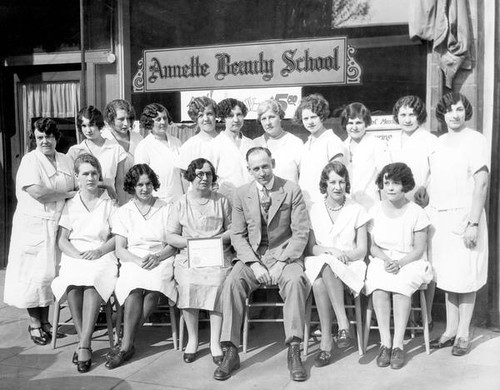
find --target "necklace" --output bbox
[134,198,154,217]
[191,193,211,205]
[324,197,345,212]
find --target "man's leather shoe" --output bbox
[451,337,470,356]
[213,344,240,381]
[287,344,307,381]
[390,347,405,369]
[430,335,456,349]
[376,345,391,367]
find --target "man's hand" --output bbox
[250,262,271,285]
[269,261,286,285]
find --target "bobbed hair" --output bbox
[77,106,105,131]
[139,103,172,131]
[217,98,248,120]
[392,95,427,125]
[104,99,136,125]
[376,162,415,193]
[123,164,160,195]
[319,161,351,195]
[187,96,218,122]
[293,93,330,124]
[74,153,103,181]
[184,158,218,183]
[256,99,285,122]
[435,92,473,124]
[340,102,372,130]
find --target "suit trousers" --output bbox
[220,260,310,348]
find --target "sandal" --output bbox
[28,325,49,346]
[41,322,65,339]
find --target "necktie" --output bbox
[261,186,271,213]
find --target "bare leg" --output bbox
[392,293,411,349]
[78,287,101,361]
[209,311,223,356]
[182,308,200,354]
[372,290,392,348]
[456,292,476,340]
[322,267,349,330]
[443,292,459,338]
[67,287,84,337]
[425,281,436,324]
[141,291,160,324]
[312,277,334,351]
[121,289,144,352]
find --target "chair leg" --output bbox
[410,295,416,339]
[170,305,178,350]
[303,293,312,356]
[420,290,430,354]
[363,295,373,354]
[51,299,61,349]
[242,296,250,353]
[354,295,364,356]
[104,300,115,349]
[179,311,185,351]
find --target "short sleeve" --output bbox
[166,200,183,235]
[58,201,72,231]
[66,145,82,163]
[468,133,490,174]
[133,141,149,164]
[354,204,371,230]
[112,207,129,238]
[413,205,431,232]
[17,153,43,190]
[107,200,119,228]
[366,204,378,234]
[327,134,347,161]
[115,144,128,164]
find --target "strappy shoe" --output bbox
[77,347,92,373]
[28,326,49,346]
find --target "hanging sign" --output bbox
[132,37,361,93]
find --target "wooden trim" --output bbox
[3,50,116,67]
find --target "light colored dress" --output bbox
[388,128,437,202]
[211,131,255,201]
[304,199,369,296]
[299,130,349,208]
[365,201,433,297]
[134,134,184,204]
[101,126,143,172]
[427,128,489,293]
[51,191,118,301]
[254,131,303,183]
[167,192,232,311]
[175,132,217,171]
[345,134,390,210]
[4,150,74,308]
[67,139,127,192]
[112,199,177,305]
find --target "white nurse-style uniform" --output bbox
[175,132,217,171]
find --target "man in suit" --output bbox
[213,147,310,382]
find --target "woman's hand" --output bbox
[80,249,103,260]
[324,247,343,258]
[337,252,351,264]
[384,259,400,274]
[142,253,161,270]
[463,225,478,249]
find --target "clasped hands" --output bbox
[324,248,350,265]
[384,259,400,275]
[79,249,102,261]
[251,261,285,286]
[141,253,162,270]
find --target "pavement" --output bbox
[1,268,500,390]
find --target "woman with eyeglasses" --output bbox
[166,158,233,365]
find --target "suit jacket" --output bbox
[230,175,310,267]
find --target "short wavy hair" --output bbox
[104,99,136,125]
[340,102,372,130]
[77,106,105,131]
[376,162,415,193]
[217,98,248,120]
[246,146,272,162]
[319,161,351,195]
[435,92,473,124]
[74,153,103,181]
[30,118,61,150]
[392,95,427,125]
[123,164,160,195]
[293,93,330,123]
[187,96,218,122]
[184,158,218,183]
[139,103,172,131]
[256,99,285,123]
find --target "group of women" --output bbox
[3,91,489,374]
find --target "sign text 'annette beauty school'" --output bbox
[132,37,361,93]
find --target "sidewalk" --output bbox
[1,269,499,390]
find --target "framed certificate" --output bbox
[187,237,224,268]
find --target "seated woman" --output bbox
[365,162,433,369]
[105,164,178,369]
[305,161,369,367]
[166,158,232,365]
[51,154,118,373]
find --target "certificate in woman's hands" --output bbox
[187,237,224,268]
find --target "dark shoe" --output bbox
[41,322,64,339]
[77,347,92,373]
[390,347,405,369]
[28,326,49,346]
[105,345,135,369]
[314,350,332,368]
[72,351,78,365]
[430,335,456,349]
[213,344,240,381]
[336,329,352,349]
[376,345,391,367]
[451,337,470,356]
[105,341,121,360]
[212,355,224,365]
[183,352,198,363]
[287,344,307,382]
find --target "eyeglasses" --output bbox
[195,171,213,179]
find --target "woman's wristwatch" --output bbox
[467,221,479,227]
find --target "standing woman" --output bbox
[427,92,489,356]
[294,93,348,208]
[4,118,76,344]
[254,99,303,183]
[51,154,118,373]
[166,158,232,364]
[105,164,177,369]
[67,106,128,204]
[341,102,389,210]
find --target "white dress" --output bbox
[101,126,143,172]
[67,139,127,191]
[345,134,389,211]
[427,128,489,293]
[388,128,437,202]
[112,199,177,305]
[254,132,303,183]
[4,150,75,308]
[304,199,369,296]
[299,130,349,208]
[51,191,118,301]
[175,132,217,171]
[134,134,184,204]
[365,201,433,297]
